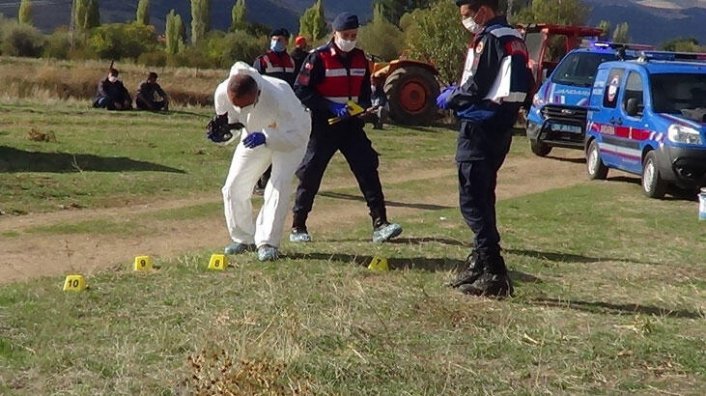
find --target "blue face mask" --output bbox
[270,39,286,53]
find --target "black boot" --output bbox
[453,253,514,298]
[370,207,388,229]
[290,212,311,242]
[292,212,308,232]
[448,250,484,288]
[461,254,513,298]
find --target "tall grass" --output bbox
[0,57,226,106]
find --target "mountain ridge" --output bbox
[0,0,705,45]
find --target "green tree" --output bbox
[71,0,89,33]
[231,0,247,32]
[504,0,514,19]
[136,0,150,25]
[190,0,210,44]
[374,0,432,26]
[661,37,702,53]
[612,22,629,43]
[18,0,32,25]
[358,3,404,61]
[170,30,265,69]
[88,22,156,60]
[514,0,588,25]
[1,22,45,57]
[597,20,611,40]
[86,0,100,29]
[404,0,467,83]
[165,9,183,55]
[44,29,71,59]
[71,0,99,44]
[299,0,327,42]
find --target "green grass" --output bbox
[0,99,461,215]
[1,183,705,395]
[1,100,704,395]
[25,219,147,235]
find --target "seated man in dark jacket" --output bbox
[135,72,169,111]
[93,68,132,110]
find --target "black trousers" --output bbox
[136,98,167,111]
[457,121,512,257]
[292,124,386,228]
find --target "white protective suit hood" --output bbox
[214,61,311,152]
[229,61,263,81]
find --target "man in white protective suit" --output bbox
[210,61,311,261]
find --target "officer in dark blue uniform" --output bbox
[289,12,402,244]
[437,0,533,297]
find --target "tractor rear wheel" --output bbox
[384,65,440,126]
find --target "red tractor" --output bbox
[369,25,608,127]
[370,56,441,126]
[517,24,605,95]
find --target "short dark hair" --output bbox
[148,72,158,80]
[456,0,499,11]
[270,28,290,38]
[109,68,119,77]
[227,74,258,98]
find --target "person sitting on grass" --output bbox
[93,68,132,111]
[135,72,169,111]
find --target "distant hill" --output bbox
[0,0,375,36]
[0,0,705,45]
[585,1,706,45]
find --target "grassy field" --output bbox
[0,57,223,106]
[0,99,457,216]
[1,100,705,395]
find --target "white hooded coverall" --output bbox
[215,62,311,248]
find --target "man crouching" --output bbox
[209,62,310,261]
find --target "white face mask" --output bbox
[108,76,118,83]
[462,16,483,34]
[334,36,357,52]
[270,39,286,52]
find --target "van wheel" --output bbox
[642,151,667,199]
[529,139,552,157]
[586,140,608,180]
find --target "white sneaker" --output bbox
[257,245,279,261]
[289,229,312,243]
[224,242,255,255]
[372,223,402,243]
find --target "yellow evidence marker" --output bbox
[133,256,153,271]
[368,256,390,272]
[328,100,366,125]
[63,275,87,292]
[208,254,229,271]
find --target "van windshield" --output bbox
[551,52,617,87]
[650,73,706,114]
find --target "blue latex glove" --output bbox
[436,85,457,110]
[328,101,349,118]
[243,132,266,149]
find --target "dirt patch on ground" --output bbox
[0,149,586,284]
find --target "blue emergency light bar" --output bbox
[637,51,706,62]
[581,41,654,51]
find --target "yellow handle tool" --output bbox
[328,100,366,125]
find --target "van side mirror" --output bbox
[626,98,641,117]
